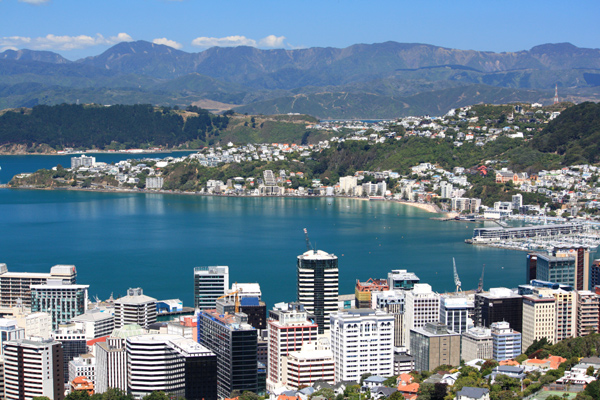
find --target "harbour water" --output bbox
[0,154,528,308]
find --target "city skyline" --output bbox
[1,0,599,60]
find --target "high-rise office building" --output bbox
[404,284,440,351]
[95,325,146,394]
[72,310,115,339]
[297,249,338,333]
[0,319,25,356]
[4,338,64,400]
[439,294,473,334]
[31,280,89,330]
[591,259,600,289]
[198,310,258,398]
[526,253,538,282]
[576,290,600,337]
[194,266,229,310]
[126,334,217,400]
[553,246,590,291]
[410,322,461,372]
[330,309,394,383]
[534,252,577,288]
[266,303,318,391]
[281,337,335,390]
[0,263,77,308]
[491,321,521,361]
[68,354,96,386]
[522,293,556,351]
[474,288,523,333]
[387,269,420,290]
[373,290,406,352]
[114,287,157,329]
[52,324,88,383]
[355,278,389,309]
[461,327,492,362]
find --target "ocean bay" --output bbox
[0,180,527,307]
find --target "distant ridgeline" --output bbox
[0,104,229,150]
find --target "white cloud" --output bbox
[19,0,50,4]
[0,33,133,52]
[191,35,288,49]
[259,35,286,48]
[191,35,257,48]
[152,38,183,50]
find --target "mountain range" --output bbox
[1,40,599,118]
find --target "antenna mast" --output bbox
[477,264,485,293]
[303,228,313,252]
[553,84,559,104]
[453,258,462,293]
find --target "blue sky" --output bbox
[2,0,599,61]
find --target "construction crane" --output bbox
[303,228,313,252]
[217,289,241,313]
[477,264,485,293]
[453,258,462,293]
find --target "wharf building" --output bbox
[297,249,338,333]
[31,280,89,330]
[197,310,258,398]
[461,327,492,362]
[330,309,394,383]
[194,266,229,310]
[355,278,389,309]
[474,287,523,333]
[439,294,474,334]
[404,284,440,351]
[0,263,77,308]
[576,290,600,336]
[126,334,217,400]
[114,287,157,329]
[409,322,461,373]
[471,223,585,243]
[266,303,318,392]
[281,337,335,390]
[4,337,64,400]
[491,321,521,361]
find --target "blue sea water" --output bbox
[0,154,527,308]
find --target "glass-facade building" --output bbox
[197,310,258,398]
[194,266,229,310]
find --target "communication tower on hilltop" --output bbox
[554,84,559,104]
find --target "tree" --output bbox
[65,392,90,400]
[383,376,397,388]
[360,372,372,384]
[311,389,335,400]
[142,392,170,400]
[239,391,261,400]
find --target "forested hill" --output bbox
[532,101,600,165]
[0,104,229,150]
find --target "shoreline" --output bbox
[2,185,447,214]
[0,149,199,156]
